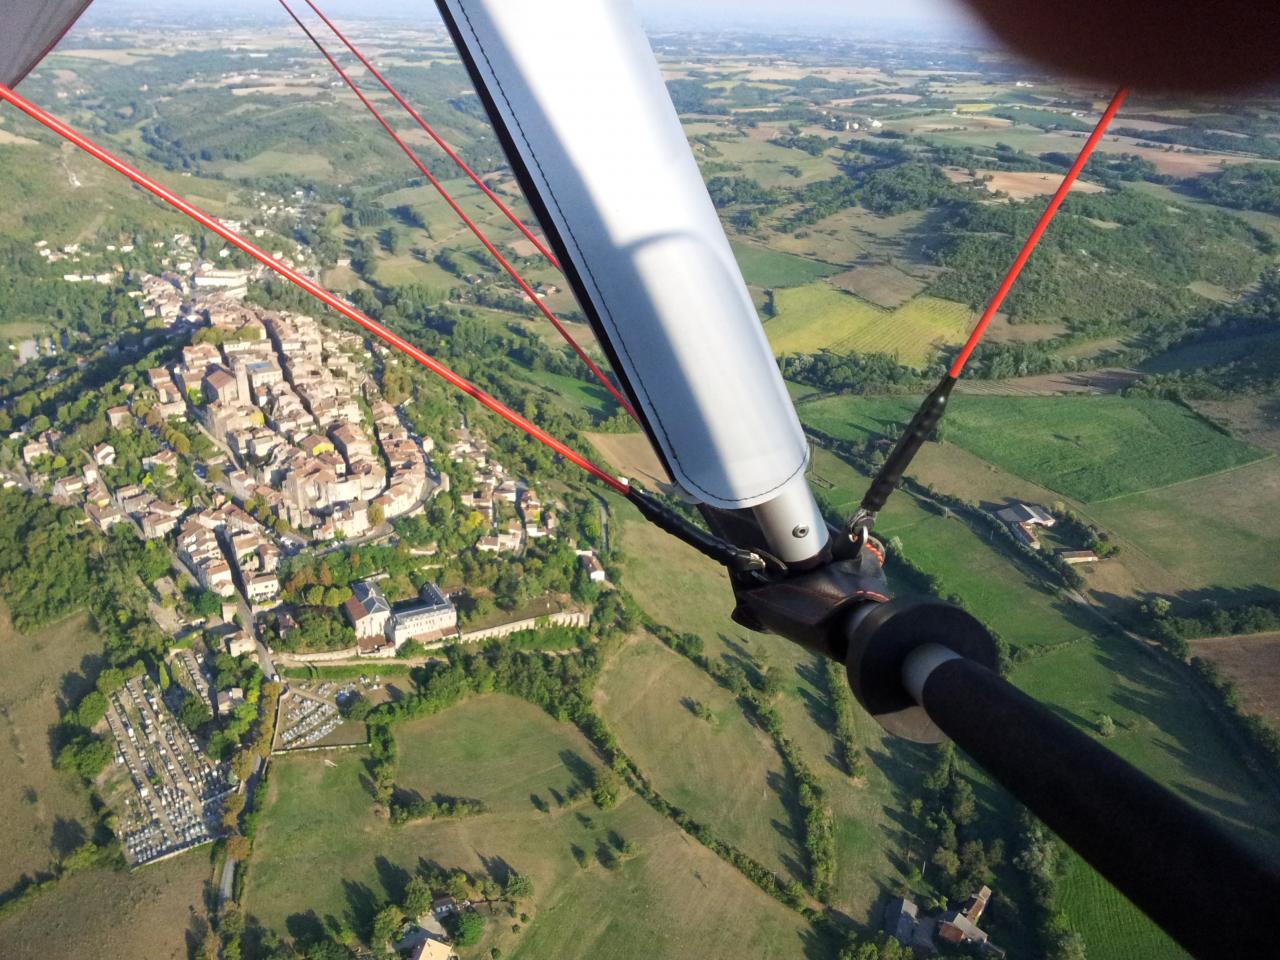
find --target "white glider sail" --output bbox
[436,0,828,561]
[0,0,93,87]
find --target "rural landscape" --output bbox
[1,5,1279,960]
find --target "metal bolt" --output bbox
[791,524,810,539]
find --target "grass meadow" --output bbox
[1087,457,1280,595]
[804,443,1280,955]
[595,635,804,883]
[0,606,99,895]
[806,447,1092,651]
[611,484,925,921]
[245,695,813,960]
[729,240,841,288]
[0,850,213,960]
[512,362,621,422]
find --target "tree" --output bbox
[590,765,621,810]
[1047,927,1087,960]
[221,792,246,831]
[192,590,222,618]
[371,904,404,949]
[369,502,386,528]
[76,690,108,728]
[454,913,485,947]
[178,696,212,731]
[231,749,255,781]
[503,872,533,902]
[402,876,433,920]
[1097,714,1117,739]
[225,833,251,860]
[447,871,470,901]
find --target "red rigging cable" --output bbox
[276,0,640,423]
[948,87,1129,379]
[298,0,561,271]
[855,87,1129,524]
[0,82,630,497]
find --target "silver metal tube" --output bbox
[749,472,829,564]
[902,642,961,705]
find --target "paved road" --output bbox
[219,857,235,904]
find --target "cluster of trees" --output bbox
[914,744,1006,907]
[822,660,867,779]
[780,350,927,394]
[1041,151,1164,188]
[853,161,959,216]
[1128,270,1280,401]
[1185,163,1280,214]
[0,490,103,629]
[929,190,1266,330]
[1013,811,1088,960]
[706,174,781,211]
[269,607,355,653]
[770,133,837,156]
[389,791,487,825]
[1051,508,1119,559]
[665,77,730,116]
[1115,123,1280,161]
[1140,594,1280,655]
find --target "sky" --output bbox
[81,0,986,40]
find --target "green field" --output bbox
[609,492,758,666]
[595,636,803,882]
[0,606,99,895]
[729,240,841,288]
[512,362,620,422]
[1057,854,1189,960]
[766,285,972,367]
[877,497,1095,651]
[800,394,1269,502]
[247,695,813,960]
[373,254,459,290]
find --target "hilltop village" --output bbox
[3,237,604,875]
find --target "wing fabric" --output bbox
[0,0,95,87]
[436,0,818,521]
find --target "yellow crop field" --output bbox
[765,284,974,367]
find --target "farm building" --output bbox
[885,886,1004,956]
[997,502,1056,550]
[996,502,1055,527]
[579,552,607,583]
[1060,550,1100,564]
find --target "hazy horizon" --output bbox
[75,0,988,42]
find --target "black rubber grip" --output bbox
[859,375,955,516]
[920,655,1280,958]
